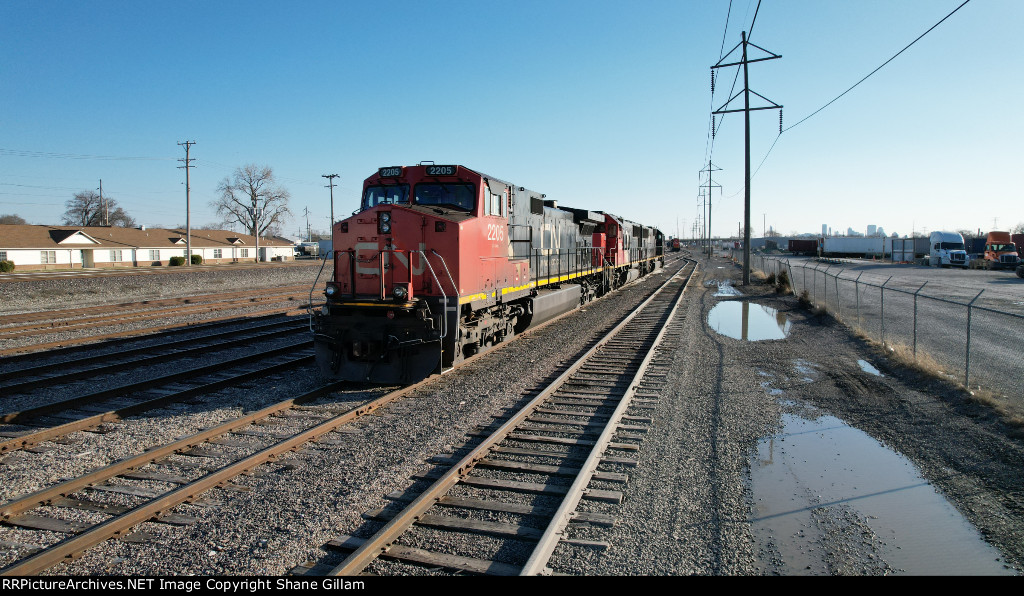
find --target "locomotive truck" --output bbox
[312,164,664,383]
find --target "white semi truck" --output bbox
[929,231,968,268]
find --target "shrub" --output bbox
[169,256,186,266]
[0,260,14,273]
[775,270,791,294]
[191,254,203,265]
[797,289,812,310]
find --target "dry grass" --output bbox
[858,335,1024,432]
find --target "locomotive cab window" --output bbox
[362,185,409,210]
[414,184,475,212]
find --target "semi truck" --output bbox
[983,231,1020,270]
[928,231,968,268]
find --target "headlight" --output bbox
[393,286,408,300]
[380,222,391,233]
[325,285,337,297]
[380,212,391,223]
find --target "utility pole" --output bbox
[699,162,721,258]
[712,31,781,284]
[98,179,107,226]
[177,141,196,266]
[303,207,312,241]
[322,173,339,250]
[252,203,261,263]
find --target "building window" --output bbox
[213,249,223,259]
[41,250,56,264]
[240,248,249,258]
[110,250,123,262]
[149,250,159,260]
[0,251,7,261]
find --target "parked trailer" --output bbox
[787,239,818,255]
[819,237,890,258]
[1012,233,1024,256]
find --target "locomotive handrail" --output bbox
[308,250,334,332]
[420,250,451,340]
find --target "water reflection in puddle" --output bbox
[750,403,1011,574]
[708,301,791,340]
[858,359,883,377]
[705,279,743,297]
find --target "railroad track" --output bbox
[0,380,407,575]
[306,258,696,576]
[0,317,307,396]
[0,286,315,346]
[0,340,314,455]
[0,257,690,575]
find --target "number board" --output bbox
[378,166,403,177]
[425,165,457,176]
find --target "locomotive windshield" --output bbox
[362,185,409,210]
[414,184,475,211]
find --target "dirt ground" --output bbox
[576,252,1022,575]
[707,253,1024,573]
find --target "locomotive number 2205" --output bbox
[486,224,504,242]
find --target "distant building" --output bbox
[0,224,296,270]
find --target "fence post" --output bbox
[913,281,928,359]
[880,276,892,346]
[822,265,832,310]
[965,290,984,387]
[855,272,863,329]
[835,273,843,321]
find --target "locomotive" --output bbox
[312,163,664,384]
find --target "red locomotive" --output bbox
[313,163,664,383]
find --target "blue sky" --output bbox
[1,0,1019,240]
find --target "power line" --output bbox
[725,0,972,199]
[0,148,175,161]
[783,0,971,134]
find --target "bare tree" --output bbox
[0,214,27,225]
[1012,222,1024,235]
[212,164,291,239]
[61,191,137,227]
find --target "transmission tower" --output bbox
[699,162,721,257]
[711,31,781,284]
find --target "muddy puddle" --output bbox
[704,280,745,296]
[707,301,791,340]
[750,395,1011,574]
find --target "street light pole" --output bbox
[323,174,339,254]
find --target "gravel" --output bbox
[3,257,1021,576]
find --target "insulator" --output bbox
[779,109,783,134]
[711,70,715,93]
[711,116,715,138]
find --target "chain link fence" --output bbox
[749,254,1024,405]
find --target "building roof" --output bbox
[0,225,295,250]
